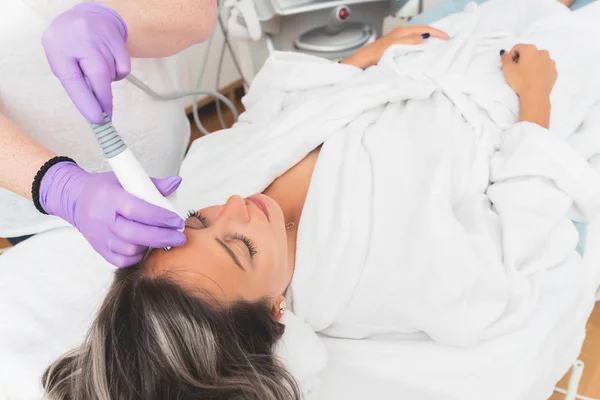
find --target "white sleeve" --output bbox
[488,122,600,274]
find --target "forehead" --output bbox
[145,229,243,300]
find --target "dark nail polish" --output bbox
[421,33,431,39]
[500,49,505,55]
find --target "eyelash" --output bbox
[187,210,209,227]
[186,210,257,258]
[232,233,257,258]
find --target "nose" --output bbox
[220,195,250,223]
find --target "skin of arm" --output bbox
[501,44,557,130]
[519,91,551,129]
[344,38,556,130]
[0,111,55,200]
[340,25,449,69]
[98,0,218,58]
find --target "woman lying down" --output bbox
[43,0,600,399]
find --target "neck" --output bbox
[261,183,303,274]
[261,147,321,230]
[260,147,322,268]
[262,185,303,231]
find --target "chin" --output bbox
[262,194,288,234]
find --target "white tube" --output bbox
[565,360,585,400]
[554,388,599,400]
[107,149,183,219]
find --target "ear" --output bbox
[272,295,287,322]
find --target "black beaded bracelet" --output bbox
[31,156,76,215]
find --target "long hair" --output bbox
[42,263,300,400]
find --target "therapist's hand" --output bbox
[42,3,131,124]
[341,25,450,69]
[39,162,186,268]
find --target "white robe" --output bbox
[177,0,600,353]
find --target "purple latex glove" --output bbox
[42,3,130,124]
[39,162,186,268]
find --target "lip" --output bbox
[247,197,270,220]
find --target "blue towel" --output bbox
[572,0,595,10]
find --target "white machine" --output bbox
[226,0,410,82]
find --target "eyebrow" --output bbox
[215,238,246,272]
[185,218,247,272]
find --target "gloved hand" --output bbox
[42,3,130,124]
[39,161,186,268]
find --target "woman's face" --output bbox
[146,194,292,303]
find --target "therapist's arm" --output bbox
[501,44,557,129]
[0,112,56,200]
[97,0,217,57]
[42,0,218,123]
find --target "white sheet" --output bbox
[317,253,597,400]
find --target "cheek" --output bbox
[275,232,290,279]
[260,233,288,279]
[274,225,288,260]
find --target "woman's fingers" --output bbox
[508,44,539,63]
[344,23,450,69]
[399,33,429,45]
[387,30,448,46]
[398,25,450,40]
[500,48,514,69]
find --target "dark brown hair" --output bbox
[42,263,300,400]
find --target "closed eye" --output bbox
[232,233,257,258]
[184,210,253,271]
[186,210,210,228]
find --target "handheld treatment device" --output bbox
[91,114,183,250]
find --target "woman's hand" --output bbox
[501,44,557,98]
[341,25,450,69]
[501,44,557,129]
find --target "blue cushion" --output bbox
[409,0,594,25]
[574,222,587,255]
[409,0,487,25]
[572,0,595,10]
